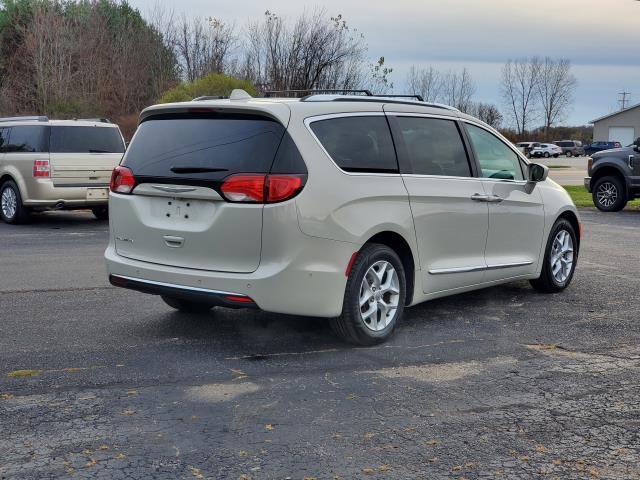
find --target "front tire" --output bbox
[0,180,30,224]
[592,176,627,212]
[544,152,551,158]
[330,244,407,345]
[566,151,573,157]
[161,296,213,314]
[530,218,578,293]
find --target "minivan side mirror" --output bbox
[528,163,549,183]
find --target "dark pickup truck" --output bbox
[584,138,640,211]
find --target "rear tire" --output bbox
[161,296,213,314]
[592,176,627,212]
[91,206,109,220]
[0,180,30,224]
[530,218,577,293]
[566,151,573,157]
[330,244,406,346]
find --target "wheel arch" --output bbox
[363,231,416,306]
[557,210,581,254]
[590,164,627,190]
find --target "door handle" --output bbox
[471,193,489,202]
[163,235,185,248]
[471,193,503,203]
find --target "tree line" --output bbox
[0,1,579,142]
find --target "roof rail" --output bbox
[378,94,425,102]
[264,89,373,98]
[0,115,49,123]
[302,94,458,111]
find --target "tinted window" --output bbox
[50,126,125,153]
[557,141,570,147]
[466,124,524,180]
[270,132,307,174]
[396,117,471,177]
[123,113,286,181]
[5,126,48,153]
[310,116,398,173]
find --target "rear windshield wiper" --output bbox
[170,166,229,174]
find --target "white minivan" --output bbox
[106,90,580,345]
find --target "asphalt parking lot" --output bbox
[1,209,639,479]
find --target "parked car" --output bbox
[0,116,125,223]
[516,141,540,157]
[530,143,563,158]
[584,141,622,156]
[554,140,585,157]
[584,137,640,211]
[106,89,580,345]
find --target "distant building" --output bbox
[591,104,640,146]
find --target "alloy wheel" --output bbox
[1,186,17,220]
[596,182,617,208]
[359,261,400,332]
[550,230,574,284]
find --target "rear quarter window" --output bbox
[50,126,125,153]
[309,116,398,173]
[5,125,49,153]
[123,113,286,181]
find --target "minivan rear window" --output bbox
[50,126,125,153]
[123,113,286,181]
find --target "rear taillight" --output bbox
[220,174,306,204]
[33,160,50,178]
[110,166,135,194]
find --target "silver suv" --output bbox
[0,116,125,223]
[106,90,580,345]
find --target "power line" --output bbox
[618,91,631,110]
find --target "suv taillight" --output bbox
[220,174,306,203]
[33,160,50,178]
[110,166,135,194]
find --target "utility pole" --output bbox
[618,91,631,110]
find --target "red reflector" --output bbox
[345,251,359,277]
[267,175,304,202]
[224,295,254,303]
[220,174,266,202]
[110,166,135,194]
[33,159,50,177]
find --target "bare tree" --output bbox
[242,9,367,93]
[441,68,476,113]
[501,57,542,139]
[537,57,577,140]
[175,15,237,82]
[470,102,503,129]
[406,65,443,102]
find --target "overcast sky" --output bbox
[130,0,640,126]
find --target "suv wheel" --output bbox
[530,218,577,293]
[543,152,551,158]
[161,295,213,314]
[593,176,627,212]
[330,244,406,345]
[566,151,573,157]
[91,206,109,220]
[0,180,30,224]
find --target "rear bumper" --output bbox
[109,274,258,309]
[23,179,109,207]
[584,177,592,192]
[105,230,355,318]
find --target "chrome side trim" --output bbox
[111,274,243,296]
[486,261,533,270]
[428,265,486,275]
[429,261,533,275]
